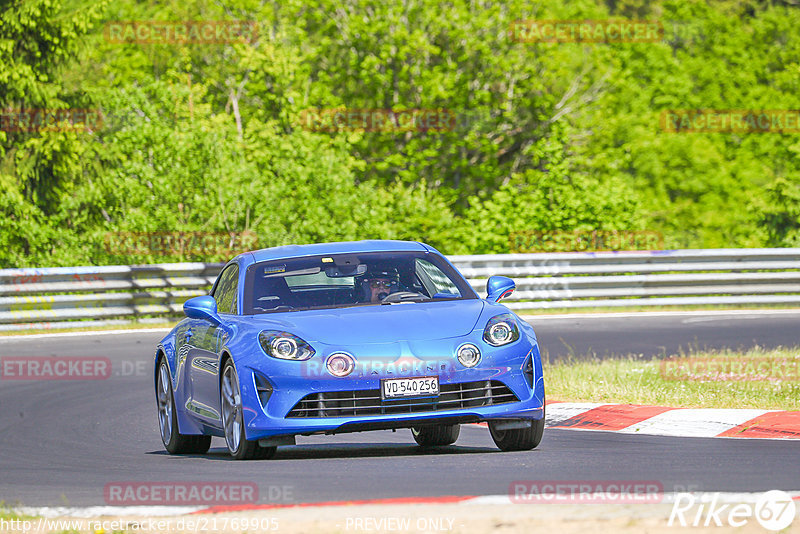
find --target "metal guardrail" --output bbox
[1,249,799,331]
[0,263,220,331]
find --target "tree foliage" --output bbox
[1,0,799,266]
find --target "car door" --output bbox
[186,263,238,425]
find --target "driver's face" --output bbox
[368,278,392,302]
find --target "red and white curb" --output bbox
[16,492,800,518]
[540,402,800,439]
[196,492,800,514]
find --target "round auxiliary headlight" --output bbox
[272,337,298,359]
[326,353,355,377]
[457,343,481,368]
[489,322,513,345]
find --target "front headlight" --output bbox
[258,331,315,361]
[483,314,520,346]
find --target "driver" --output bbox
[360,269,401,302]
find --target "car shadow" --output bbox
[147,443,498,461]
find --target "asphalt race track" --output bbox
[0,311,798,507]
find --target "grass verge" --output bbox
[0,501,35,522]
[544,346,800,410]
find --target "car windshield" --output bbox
[242,251,476,315]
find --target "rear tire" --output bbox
[221,360,277,460]
[411,424,460,446]
[489,412,545,452]
[156,359,212,455]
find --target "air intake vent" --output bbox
[524,355,534,388]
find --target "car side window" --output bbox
[212,264,239,315]
[415,259,462,297]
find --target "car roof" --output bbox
[245,240,432,263]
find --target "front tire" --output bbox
[489,411,545,452]
[221,360,276,460]
[156,359,211,454]
[411,424,460,446]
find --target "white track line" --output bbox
[16,505,204,518]
[545,403,604,426]
[521,309,800,321]
[0,328,171,342]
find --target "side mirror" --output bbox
[184,295,222,325]
[486,275,515,303]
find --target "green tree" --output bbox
[0,0,105,266]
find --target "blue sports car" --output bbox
[154,240,545,459]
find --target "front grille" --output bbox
[286,380,518,418]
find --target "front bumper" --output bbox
[237,344,545,440]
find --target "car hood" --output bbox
[249,299,486,344]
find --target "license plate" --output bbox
[382,376,439,399]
